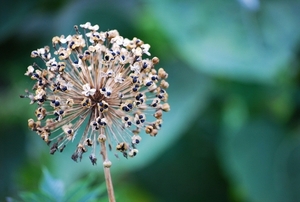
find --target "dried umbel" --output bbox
[21,22,170,165]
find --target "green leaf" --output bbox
[14,170,105,202]
[0,0,35,43]
[143,0,300,83]
[219,119,284,201]
[272,137,300,202]
[62,174,106,202]
[39,168,64,201]
[19,191,55,202]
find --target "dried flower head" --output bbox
[21,22,170,165]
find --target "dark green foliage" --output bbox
[2,0,300,201]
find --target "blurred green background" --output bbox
[2,0,300,201]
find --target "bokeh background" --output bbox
[1,0,300,201]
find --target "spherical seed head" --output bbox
[21,22,170,165]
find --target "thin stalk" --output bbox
[100,140,116,202]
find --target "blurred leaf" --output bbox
[19,192,54,202]
[115,182,158,202]
[39,168,64,201]
[219,119,284,202]
[49,0,137,36]
[272,136,300,202]
[143,0,300,83]
[62,173,106,202]
[14,169,105,202]
[0,0,35,43]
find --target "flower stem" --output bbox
[100,141,116,202]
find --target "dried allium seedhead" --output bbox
[21,22,170,165]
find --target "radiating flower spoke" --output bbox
[21,22,170,165]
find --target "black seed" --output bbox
[89,155,97,165]
[59,145,66,152]
[50,148,57,154]
[50,143,58,155]
[146,81,152,87]
[61,86,67,91]
[71,153,78,162]
[143,62,147,69]
[69,41,75,48]
[39,98,45,103]
[55,100,60,107]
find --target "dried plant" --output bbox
[21,22,170,201]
